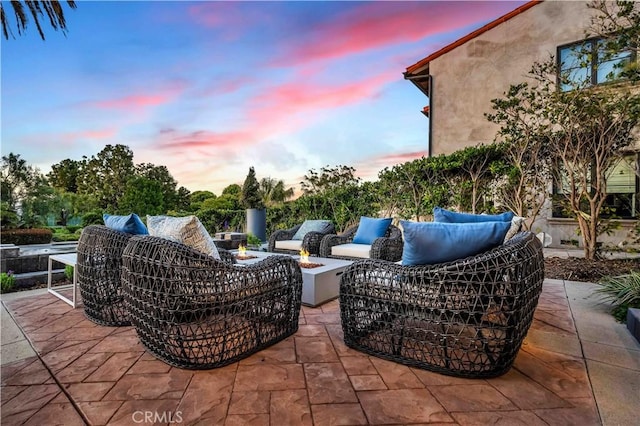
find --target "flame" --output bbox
[299,249,310,263]
[238,245,246,256]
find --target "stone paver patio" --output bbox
[1,278,639,425]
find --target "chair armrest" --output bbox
[302,230,330,255]
[268,225,301,252]
[217,248,237,264]
[319,225,357,257]
[370,236,403,262]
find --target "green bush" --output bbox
[0,228,52,245]
[81,211,104,226]
[595,272,640,322]
[1,271,16,293]
[50,226,81,242]
[64,265,74,281]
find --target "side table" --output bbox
[47,253,78,308]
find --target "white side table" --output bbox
[47,253,78,308]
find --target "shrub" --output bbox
[246,233,262,247]
[0,228,52,245]
[64,265,74,281]
[1,271,16,293]
[595,272,640,322]
[81,211,104,226]
[50,226,81,242]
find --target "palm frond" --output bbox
[595,272,640,307]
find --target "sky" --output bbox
[1,0,527,195]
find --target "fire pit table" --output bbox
[233,250,352,307]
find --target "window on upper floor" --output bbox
[557,38,634,91]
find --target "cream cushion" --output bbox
[503,216,525,243]
[331,243,371,259]
[147,215,220,260]
[275,240,303,252]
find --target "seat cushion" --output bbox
[103,213,148,235]
[331,243,371,259]
[433,206,514,223]
[147,215,220,259]
[292,220,332,240]
[352,217,392,245]
[275,239,303,252]
[400,220,511,266]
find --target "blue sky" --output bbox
[1,1,527,194]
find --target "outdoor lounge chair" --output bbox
[319,223,403,262]
[77,224,236,327]
[268,220,335,256]
[339,231,544,378]
[76,225,136,326]
[121,235,303,369]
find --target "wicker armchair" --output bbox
[76,225,136,326]
[340,231,544,378]
[268,221,335,256]
[122,235,303,370]
[319,224,403,261]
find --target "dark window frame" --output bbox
[557,37,635,91]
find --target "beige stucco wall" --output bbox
[429,0,595,155]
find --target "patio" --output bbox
[1,276,639,425]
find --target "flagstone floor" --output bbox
[1,279,638,425]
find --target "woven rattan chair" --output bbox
[268,221,335,256]
[76,225,136,326]
[122,235,303,369]
[319,224,403,261]
[340,231,544,378]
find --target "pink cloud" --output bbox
[80,80,187,113]
[157,69,398,155]
[90,94,168,110]
[272,2,522,67]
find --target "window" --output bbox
[557,38,633,91]
[552,155,639,219]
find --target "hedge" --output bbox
[1,228,53,245]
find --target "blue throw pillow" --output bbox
[433,206,514,223]
[353,217,392,245]
[292,220,332,240]
[103,213,148,235]
[400,220,511,266]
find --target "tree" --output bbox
[587,0,640,81]
[447,145,505,214]
[376,158,444,221]
[259,177,294,207]
[118,177,165,216]
[1,0,77,40]
[241,167,264,209]
[300,165,360,195]
[76,144,136,211]
[48,158,80,193]
[0,153,45,211]
[136,163,178,211]
[487,83,551,228]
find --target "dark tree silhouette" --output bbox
[1,0,77,40]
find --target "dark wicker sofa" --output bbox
[339,231,544,378]
[121,235,303,369]
[319,224,403,262]
[268,221,335,256]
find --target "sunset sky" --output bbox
[1,1,527,194]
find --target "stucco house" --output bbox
[404,0,639,249]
